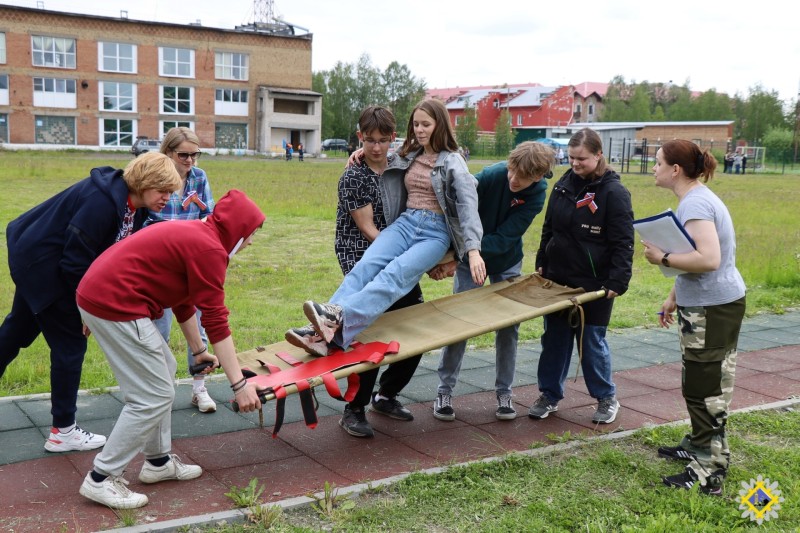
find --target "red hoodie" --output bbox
[76,189,265,344]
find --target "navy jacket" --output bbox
[6,167,148,313]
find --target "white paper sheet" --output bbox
[633,209,696,277]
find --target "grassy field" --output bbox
[1,150,799,396]
[208,408,800,532]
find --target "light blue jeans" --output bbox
[537,312,616,402]
[153,308,207,375]
[437,260,522,397]
[331,209,450,349]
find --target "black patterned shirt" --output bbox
[334,160,387,275]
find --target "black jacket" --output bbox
[6,167,148,313]
[535,168,634,324]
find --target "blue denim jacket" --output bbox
[380,149,482,260]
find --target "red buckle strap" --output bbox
[244,340,399,436]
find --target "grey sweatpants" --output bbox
[79,308,177,478]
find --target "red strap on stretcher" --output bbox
[246,340,399,436]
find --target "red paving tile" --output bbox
[1,345,798,532]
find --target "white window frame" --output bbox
[33,77,77,108]
[517,114,523,126]
[214,88,248,116]
[215,51,249,81]
[0,33,6,64]
[100,118,136,147]
[588,103,595,116]
[160,120,194,136]
[31,35,76,69]
[97,42,137,73]
[160,85,194,115]
[99,81,136,112]
[0,74,8,106]
[159,47,194,78]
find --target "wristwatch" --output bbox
[661,253,671,267]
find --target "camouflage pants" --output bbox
[677,296,746,485]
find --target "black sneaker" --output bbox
[371,393,414,421]
[658,445,698,462]
[433,393,455,421]
[303,301,343,343]
[495,394,517,420]
[285,324,330,357]
[662,468,723,496]
[339,405,374,438]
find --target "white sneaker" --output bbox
[139,454,202,484]
[44,425,106,452]
[79,472,148,509]
[192,387,217,413]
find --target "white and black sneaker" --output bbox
[303,301,343,343]
[592,396,620,424]
[433,393,455,421]
[495,394,517,420]
[44,425,106,452]
[285,324,330,357]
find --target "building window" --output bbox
[161,120,194,136]
[33,77,77,108]
[100,82,136,112]
[161,86,193,114]
[0,33,6,64]
[588,104,595,116]
[575,103,582,114]
[454,115,462,126]
[159,47,194,78]
[0,113,8,143]
[214,89,248,116]
[101,118,135,146]
[0,74,8,106]
[215,52,248,81]
[35,115,75,144]
[517,114,523,126]
[215,122,247,149]
[32,35,76,69]
[98,42,137,73]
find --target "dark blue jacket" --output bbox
[466,161,547,274]
[6,167,148,313]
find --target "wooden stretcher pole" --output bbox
[249,289,606,404]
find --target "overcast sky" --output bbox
[7,0,799,105]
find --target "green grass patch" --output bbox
[1,152,799,396]
[199,408,799,531]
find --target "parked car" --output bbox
[131,137,161,157]
[321,138,349,151]
[388,138,405,154]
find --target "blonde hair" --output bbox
[160,127,201,154]
[508,141,554,179]
[123,152,182,195]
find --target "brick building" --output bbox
[0,4,321,153]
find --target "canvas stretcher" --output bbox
[235,274,605,410]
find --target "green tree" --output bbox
[493,110,515,156]
[455,98,478,152]
[314,55,425,143]
[762,127,794,162]
[736,85,788,144]
[382,61,426,133]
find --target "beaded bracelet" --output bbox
[191,344,208,357]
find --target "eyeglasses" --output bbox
[362,139,391,146]
[175,151,202,161]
